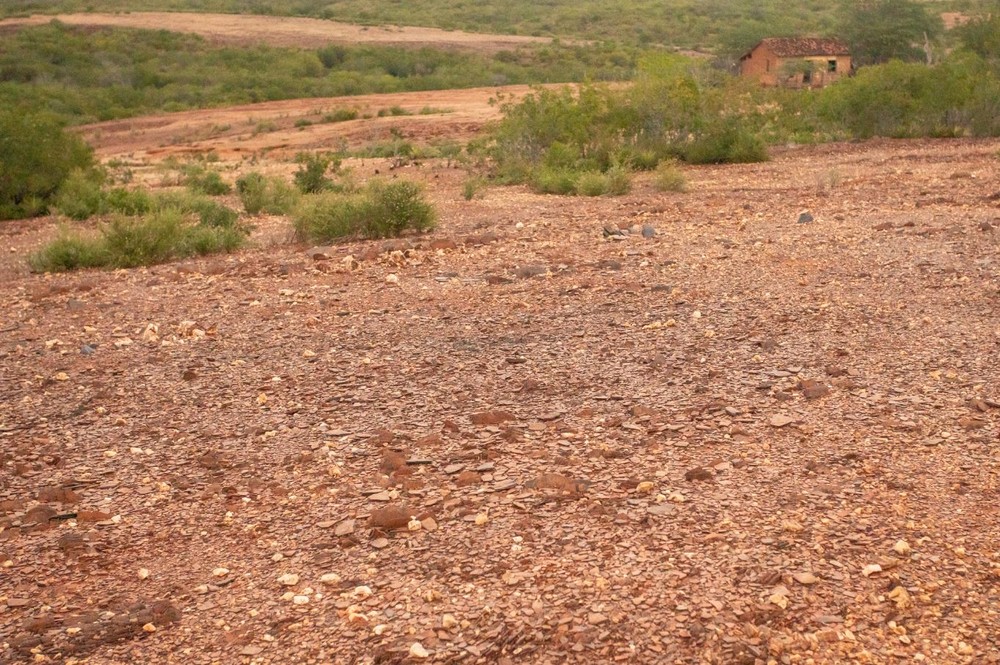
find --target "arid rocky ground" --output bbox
[2,81,1000,665]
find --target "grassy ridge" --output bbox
[0,22,637,125]
[0,0,892,51]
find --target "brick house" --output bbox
[740,37,851,88]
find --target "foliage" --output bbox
[817,54,999,138]
[236,172,300,215]
[323,108,359,123]
[0,22,638,127]
[29,207,248,272]
[293,152,342,194]
[183,166,231,195]
[488,54,770,194]
[956,2,1000,64]
[654,159,687,192]
[0,0,855,51]
[293,180,435,242]
[0,109,95,220]
[682,122,769,164]
[53,169,105,220]
[462,176,485,200]
[837,0,943,66]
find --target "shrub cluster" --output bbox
[0,22,637,127]
[29,207,247,272]
[236,172,300,215]
[488,49,1000,195]
[293,180,435,242]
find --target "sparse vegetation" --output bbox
[462,176,485,200]
[377,106,412,117]
[183,166,232,195]
[293,152,342,194]
[29,207,248,272]
[236,172,300,215]
[0,22,637,126]
[654,159,687,192]
[0,0,865,50]
[293,180,435,242]
[322,108,359,123]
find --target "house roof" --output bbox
[742,37,850,60]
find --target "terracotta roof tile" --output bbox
[744,37,850,59]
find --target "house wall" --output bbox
[740,44,780,86]
[741,46,851,88]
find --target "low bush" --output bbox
[236,172,300,215]
[682,123,769,164]
[293,180,435,242]
[323,108,359,123]
[103,187,156,216]
[184,167,231,195]
[531,168,578,195]
[604,165,632,195]
[28,229,109,272]
[55,172,158,220]
[654,160,687,192]
[575,171,609,196]
[293,152,343,194]
[462,176,485,200]
[29,207,248,272]
[54,169,104,220]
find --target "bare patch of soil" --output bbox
[77,85,534,161]
[0,12,550,52]
[2,127,1000,663]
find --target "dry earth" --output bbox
[0,13,550,53]
[2,126,1000,664]
[76,86,534,162]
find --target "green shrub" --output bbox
[56,173,159,220]
[184,168,231,195]
[187,199,240,229]
[293,180,435,242]
[28,228,108,272]
[626,149,661,171]
[365,180,436,238]
[0,110,95,220]
[377,106,411,117]
[462,176,485,200]
[100,210,188,268]
[683,124,768,164]
[654,160,687,192]
[323,108,359,123]
[293,152,342,194]
[575,171,608,196]
[817,55,1000,139]
[29,208,249,272]
[293,193,367,241]
[531,167,578,195]
[54,169,104,220]
[155,191,240,228]
[604,165,632,195]
[236,172,299,215]
[103,187,155,216]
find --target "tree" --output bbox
[956,1,1000,64]
[0,110,94,220]
[838,0,943,66]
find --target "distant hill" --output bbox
[5,0,973,53]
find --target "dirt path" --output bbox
[0,12,550,52]
[2,137,1000,663]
